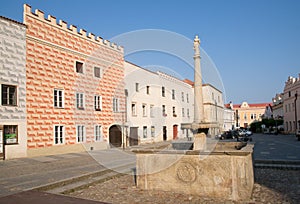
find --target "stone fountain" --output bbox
[132,36,254,201]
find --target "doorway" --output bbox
[129,127,139,146]
[109,125,122,148]
[163,126,167,141]
[0,129,3,159]
[173,125,178,140]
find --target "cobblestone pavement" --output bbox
[68,168,300,204]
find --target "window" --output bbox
[181,92,184,102]
[76,93,84,110]
[75,61,84,73]
[288,104,291,112]
[95,125,102,141]
[54,89,64,108]
[142,104,147,117]
[54,125,64,144]
[94,67,101,78]
[173,107,176,117]
[1,84,17,106]
[4,125,18,144]
[143,126,147,138]
[113,98,119,112]
[289,91,291,97]
[76,125,85,143]
[162,86,165,97]
[250,114,254,120]
[132,103,137,116]
[172,89,175,100]
[187,109,190,118]
[212,92,214,100]
[146,86,150,95]
[162,105,166,116]
[254,114,257,119]
[151,126,155,137]
[186,94,189,103]
[244,114,247,120]
[135,83,139,92]
[94,95,102,111]
[150,105,154,117]
[182,108,185,117]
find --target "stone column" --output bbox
[193,133,206,151]
[193,35,204,123]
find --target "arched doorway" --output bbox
[109,125,122,147]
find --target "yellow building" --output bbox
[233,102,272,128]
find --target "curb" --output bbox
[254,159,300,170]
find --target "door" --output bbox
[109,125,122,148]
[0,129,3,160]
[173,125,178,140]
[163,126,167,141]
[129,127,138,146]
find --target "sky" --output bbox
[1,0,300,104]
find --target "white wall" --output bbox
[124,62,193,144]
[0,17,27,159]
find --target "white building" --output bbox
[224,102,235,131]
[202,84,224,136]
[0,16,27,159]
[272,93,284,119]
[124,61,194,145]
[283,74,300,134]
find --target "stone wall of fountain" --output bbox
[133,143,254,201]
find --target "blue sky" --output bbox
[1,0,300,104]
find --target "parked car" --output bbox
[217,130,237,140]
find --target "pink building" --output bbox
[24,5,125,156]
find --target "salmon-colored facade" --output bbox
[23,5,124,155]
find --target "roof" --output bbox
[183,79,194,86]
[0,16,26,27]
[232,102,272,109]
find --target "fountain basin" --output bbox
[133,143,254,201]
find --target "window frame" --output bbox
[113,97,120,112]
[76,92,85,110]
[94,95,102,111]
[142,104,147,117]
[75,61,84,74]
[172,89,175,100]
[94,124,102,141]
[131,102,137,116]
[54,89,64,108]
[54,125,64,145]
[94,66,102,78]
[3,125,18,145]
[1,84,17,106]
[76,125,86,143]
[143,126,147,138]
[162,86,165,97]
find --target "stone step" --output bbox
[35,162,135,194]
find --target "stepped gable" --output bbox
[23,4,123,53]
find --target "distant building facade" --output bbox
[23,5,124,156]
[283,74,300,134]
[202,84,224,135]
[224,102,235,131]
[272,93,284,119]
[0,16,27,159]
[233,102,271,128]
[124,62,194,145]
